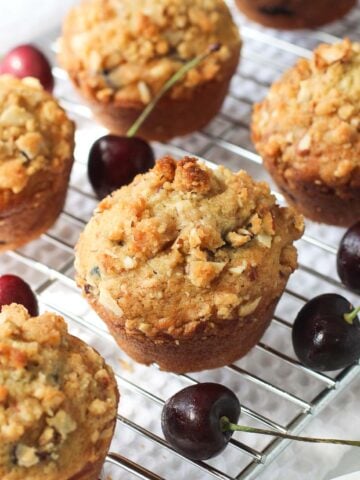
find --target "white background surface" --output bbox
[0,1,360,479]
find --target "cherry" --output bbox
[0,274,39,316]
[161,383,240,460]
[88,135,155,200]
[162,383,360,461]
[88,44,221,200]
[0,44,54,92]
[337,221,360,294]
[292,294,360,371]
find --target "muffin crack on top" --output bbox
[0,76,74,194]
[0,304,118,480]
[60,0,241,105]
[75,156,303,372]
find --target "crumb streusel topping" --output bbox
[75,157,303,339]
[60,0,241,104]
[0,75,74,194]
[0,304,117,478]
[252,39,360,189]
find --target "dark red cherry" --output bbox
[337,221,360,294]
[0,44,54,92]
[292,294,360,371]
[88,134,155,200]
[0,275,39,316]
[162,382,360,456]
[161,383,240,460]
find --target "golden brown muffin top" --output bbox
[0,75,75,194]
[0,304,118,480]
[60,0,241,104]
[252,39,360,189]
[75,157,303,339]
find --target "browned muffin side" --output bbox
[0,76,75,252]
[75,156,303,372]
[59,0,241,141]
[252,39,360,226]
[0,304,119,480]
[234,0,356,29]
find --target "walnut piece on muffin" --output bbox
[234,0,356,30]
[75,156,304,373]
[0,75,75,252]
[59,0,241,141]
[0,304,119,480]
[252,39,360,227]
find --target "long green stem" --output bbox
[220,417,360,447]
[344,307,360,325]
[126,43,221,138]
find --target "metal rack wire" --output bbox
[2,1,360,479]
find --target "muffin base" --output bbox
[86,295,278,373]
[234,0,356,29]
[68,456,104,480]
[266,165,360,227]
[70,52,240,142]
[0,159,73,253]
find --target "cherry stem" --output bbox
[220,417,360,447]
[344,307,360,325]
[126,43,221,138]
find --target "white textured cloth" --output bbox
[0,0,79,54]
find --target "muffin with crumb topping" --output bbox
[235,0,356,29]
[252,39,360,226]
[75,156,303,373]
[0,75,75,252]
[59,0,241,141]
[0,303,119,480]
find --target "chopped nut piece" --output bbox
[99,286,123,316]
[257,234,273,248]
[229,260,248,275]
[226,231,251,247]
[137,81,152,104]
[15,444,39,468]
[188,260,226,287]
[297,133,311,154]
[315,39,352,67]
[238,297,262,317]
[123,256,136,270]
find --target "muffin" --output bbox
[0,304,119,480]
[59,0,241,142]
[252,39,360,227]
[234,0,356,29]
[0,75,75,252]
[75,156,304,373]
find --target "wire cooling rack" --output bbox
[2,2,360,479]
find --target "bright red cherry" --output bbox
[0,274,39,316]
[0,45,54,92]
